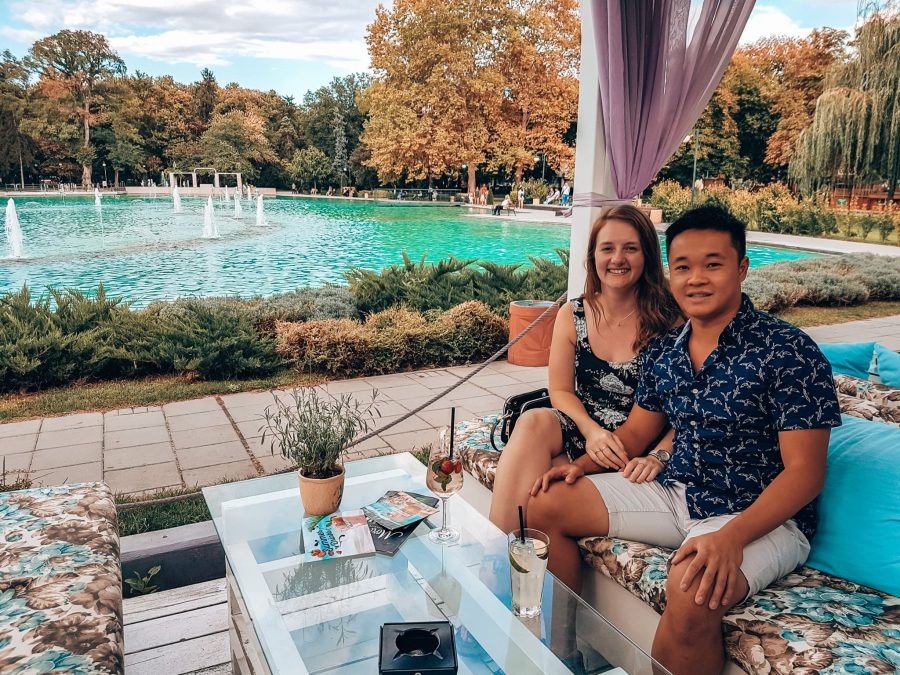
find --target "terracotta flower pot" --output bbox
[298,466,345,516]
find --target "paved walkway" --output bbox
[1,315,898,497]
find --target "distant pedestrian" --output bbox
[517,185,525,209]
[479,184,488,205]
[561,181,571,206]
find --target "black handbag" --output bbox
[490,388,552,452]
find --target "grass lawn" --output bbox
[775,301,900,328]
[0,369,323,423]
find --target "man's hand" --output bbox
[584,427,629,470]
[671,530,744,610]
[622,456,663,483]
[530,463,584,496]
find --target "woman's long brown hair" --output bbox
[583,205,681,352]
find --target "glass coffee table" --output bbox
[203,453,667,674]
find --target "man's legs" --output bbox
[652,556,749,675]
[488,408,568,534]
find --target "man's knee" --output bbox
[662,556,729,636]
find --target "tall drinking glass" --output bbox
[508,528,549,617]
[425,429,463,544]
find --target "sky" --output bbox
[0,1,861,100]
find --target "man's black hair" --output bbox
[665,205,747,261]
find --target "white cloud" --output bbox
[740,5,813,44]
[7,0,382,71]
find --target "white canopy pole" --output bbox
[568,0,617,300]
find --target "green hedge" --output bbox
[345,250,569,316]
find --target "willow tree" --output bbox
[790,6,900,201]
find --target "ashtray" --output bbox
[379,621,458,674]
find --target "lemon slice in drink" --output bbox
[509,539,549,573]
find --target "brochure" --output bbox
[302,509,375,561]
[363,490,440,532]
[367,491,439,556]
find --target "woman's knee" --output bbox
[508,408,561,445]
[527,481,571,529]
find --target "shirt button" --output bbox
[691,388,699,394]
[690,420,697,427]
[693,442,700,449]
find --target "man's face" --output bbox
[667,229,748,322]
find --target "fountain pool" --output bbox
[0,195,815,307]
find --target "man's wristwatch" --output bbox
[648,448,671,468]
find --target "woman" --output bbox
[488,205,681,534]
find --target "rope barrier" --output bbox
[116,293,568,512]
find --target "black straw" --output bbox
[518,505,526,543]
[448,407,456,460]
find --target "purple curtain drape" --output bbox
[576,0,755,204]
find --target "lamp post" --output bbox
[690,127,699,207]
[102,161,108,188]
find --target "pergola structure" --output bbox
[166,168,243,193]
[567,0,754,297]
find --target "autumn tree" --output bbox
[741,29,847,169]
[493,0,580,184]
[362,0,505,193]
[195,68,218,127]
[27,30,126,187]
[790,8,900,200]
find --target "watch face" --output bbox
[654,450,671,462]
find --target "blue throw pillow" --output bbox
[818,342,875,379]
[807,415,900,596]
[875,344,900,388]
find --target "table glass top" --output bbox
[203,454,665,675]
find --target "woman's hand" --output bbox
[622,456,663,484]
[584,427,629,470]
[530,463,585,496]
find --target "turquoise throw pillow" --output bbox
[807,415,900,596]
[875,344,900,388]
[818,342,875,379]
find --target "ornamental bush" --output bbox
[276,301,508,377]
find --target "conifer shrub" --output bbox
[276,301,507,377]
[345,251,568,316]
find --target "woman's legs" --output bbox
[526,478,610,592]
[488,408,567,534]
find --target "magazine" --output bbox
[363,490,440,532]
[302,509,375,561]
[367,491,439,556]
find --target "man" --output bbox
[527,206,840,674]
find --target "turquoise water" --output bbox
[1,196,814,306]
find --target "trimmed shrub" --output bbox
[276,301,508,377]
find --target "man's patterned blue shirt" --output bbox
[636,294,841,538]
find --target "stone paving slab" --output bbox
[175,441,250,470]
[40,412,102,432]
[104,410,165,432]
[1,434,37,455]
[36,426,103,451]
[171,424,240,451]
[104,442,174,471]
[0,419,41,438]
[1,451,32,472]
[106,463,182,495]
[32,442,101,470]
[182,460,258,487]
[166,410,230,433]
[105,426,170,451]
[34,462,102,486]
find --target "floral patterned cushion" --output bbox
[452,415,502,491]
[0,482,123,674]
[834,375,900,425]
[579,536,900,675]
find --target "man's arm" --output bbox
[673,428,830,610]
[719,428,829,546]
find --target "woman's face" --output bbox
[593,219,646,292]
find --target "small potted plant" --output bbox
[261,388,380,515]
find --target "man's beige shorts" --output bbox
[585,472,810,598]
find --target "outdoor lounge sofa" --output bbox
[452,371,900,675]
[0,482,124,674]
